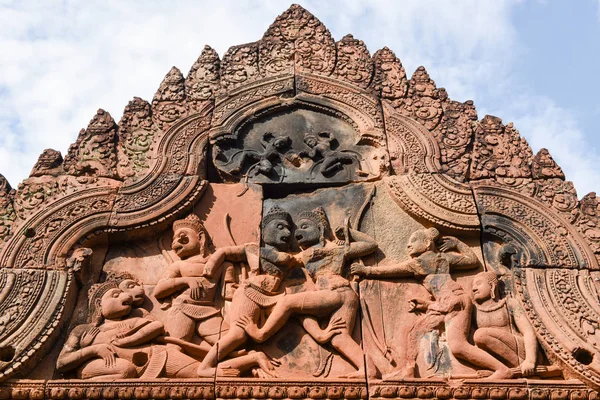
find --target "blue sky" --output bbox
[0,0,599,195]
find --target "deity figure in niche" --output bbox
[236,206,379,378]
[224,132,293,179]
[300,131,369,179]
[197,206,345,376]
[469,271,539,378]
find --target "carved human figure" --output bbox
[56,281,166,379]
[58,277,277,379]
[350,228,482,378]
[227,132,292,177]
[195,206,298,376]
[300,131,368,177]
[237,207,378,378]
[153,214,234,358]
[351,227,478,295]
[471,271,538,377]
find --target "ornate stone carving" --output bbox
[220,43,260,94]
[30,149,63,177]
[371,47,408,105]
[116,97,156,181]
[2,3,600,398]
[0,176,16,250]
[470,116,534,186]
[62,109,119,179]
[151,67,188,131]
[185,45,221,105]
[259,4,336,78]
[333,34,374,89]
[398,66,443,131]
[532,148,565,180]
[434,94,477,180]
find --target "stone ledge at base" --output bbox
[0,379,595,400]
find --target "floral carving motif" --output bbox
[470,116,533,186]
[116,97,156,180]
[433,93,477,181]
[185,45,221,103]
[0,175,15,250]
[371,47,408,105]
[333,34,374,89]
[220,43,260,93]
[532,148,565,180]
[398,66,443,131]
[572,192,600,265]
[152,67,188,131]
[259,4,335,77]
[62,109,119,179]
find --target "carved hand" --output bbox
[80,327,100,348]
[94,344,117,368]
[315,316,346,344]
[187,278,201,289]
[439,236,460,252]
[236,315,262,342]
[408,297,432,313]
[350,263,369,277]
[190,286,203,301]
[519,360,536,376]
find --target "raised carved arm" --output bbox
[345,228,378,260]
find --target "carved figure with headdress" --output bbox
[236,206,379,378]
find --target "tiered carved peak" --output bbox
[371,46,408,103]
[185,45,221,103]
[0,175,15,250]
[62,109,120,179]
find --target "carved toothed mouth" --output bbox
[122,299,133,306]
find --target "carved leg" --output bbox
[384,312,445,380]
[473,328,522,367]
[197,324,248,375]
[166,306,196,342]
[447,318,511,379]
[79,358,137,380]
[196,314,225,346]
[241,290,341,343]
[221,351,280,378]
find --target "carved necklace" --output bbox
[473,297,507,312]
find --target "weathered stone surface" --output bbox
[1,3,600,398]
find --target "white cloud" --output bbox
[0,0,596,201]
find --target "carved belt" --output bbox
[244,284,282,308]
[176,303,221,320]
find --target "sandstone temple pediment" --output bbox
[1,4,599,400]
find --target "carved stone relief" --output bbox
[1,4,600,400]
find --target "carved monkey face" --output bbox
[471,276,493,302]
[118,279,145,307]
[262,218,292,251]
[101,288,133,319]
[295,218,321,249]
[406,231,432,257]
[172,227,202,259]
